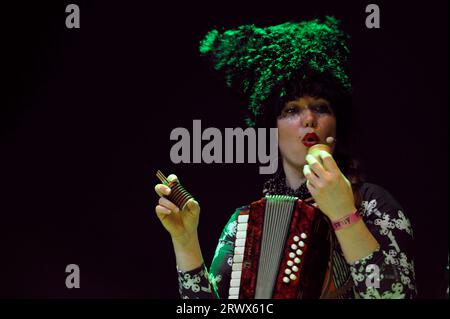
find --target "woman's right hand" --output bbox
[154,174,200,242]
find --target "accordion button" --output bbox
[289,274,297,281]
[287,260,294,267]
[299,241,305,247]
[284,268,292,275]
[294,257,301,264]
[292,265,299,272]
[283,277,290,283]
[289,252,295,258]
[293,236,300,242]
[296,249,303,256]
[291,244,298,250]
[301,233,307,239]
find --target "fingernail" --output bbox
[160,185,170,195]
[303,164,310,175]
[306,154,317,164]
[163,186,170,195]
[319,150,331,158]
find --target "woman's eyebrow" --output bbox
[311,99,331,105]
[285,100,331,107]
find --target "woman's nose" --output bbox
[301,109,317,128]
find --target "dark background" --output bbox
[0,0,448,298]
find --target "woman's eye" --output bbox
[285,107,297,114]
[312,105,333,114]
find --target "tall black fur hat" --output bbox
[199,16,351,127]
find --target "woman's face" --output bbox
[277,95,337,170]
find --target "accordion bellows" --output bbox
[229,195,333,299]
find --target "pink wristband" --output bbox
[332,210,361,231]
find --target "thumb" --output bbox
[342,173,351,187]
[167,174,179,183]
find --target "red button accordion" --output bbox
[229,195,333,299]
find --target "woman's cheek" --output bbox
[279,140,307,166]
[320,118,337,138]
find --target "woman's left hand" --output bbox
[303,150,356,221]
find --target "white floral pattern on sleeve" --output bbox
[350,190,417,299]
[177,265,215,299]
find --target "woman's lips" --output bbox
[302,133,320,147]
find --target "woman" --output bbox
[154,17,416,299]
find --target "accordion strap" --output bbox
[319,218,354,299]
